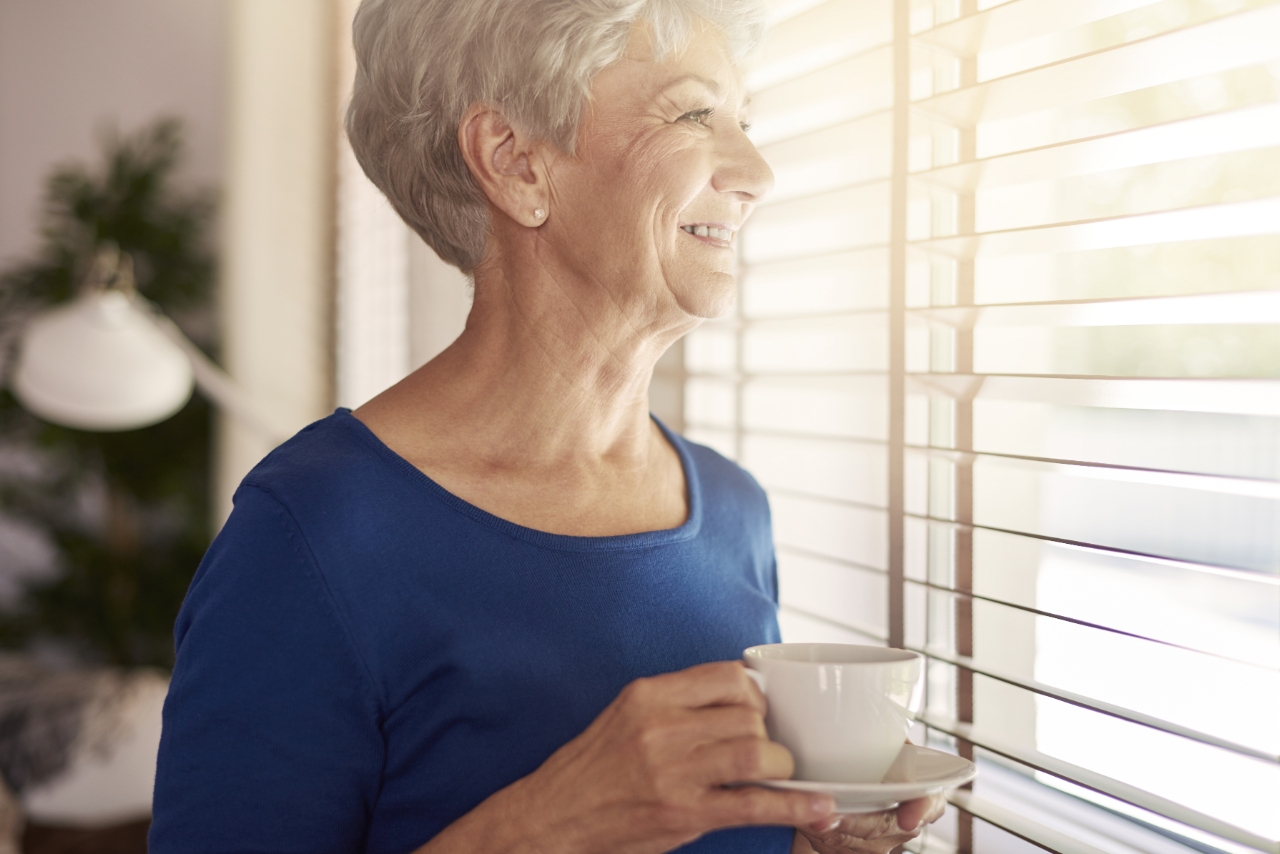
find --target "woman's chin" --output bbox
[673,272,739,320]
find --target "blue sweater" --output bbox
[150,410,792,854]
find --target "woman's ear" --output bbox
[457,105,548,228]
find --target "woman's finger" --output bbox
[800,794,948,854]
[895,793,947,831]
[809,830,923,854]
[805,808,897,840]
[704,785,834,829]
[800,814,927,854]
[680,703,768,743]
[896,798,929,832]
[693,735,795,784]
[637,661,766,714]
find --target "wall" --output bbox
[0,0,226,268]
[214,0,337,520]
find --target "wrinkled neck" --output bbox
[422,238,697,466]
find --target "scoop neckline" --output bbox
[334,408,703,552]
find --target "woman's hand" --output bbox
[791,795,947,854]
[418,661,835,854]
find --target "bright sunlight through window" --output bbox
[682,0,1280,852]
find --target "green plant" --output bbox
[0,119,216,669]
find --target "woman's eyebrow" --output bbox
[660,74,722,96]
[659,74,751,110]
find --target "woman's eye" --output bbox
[680,108,715,126]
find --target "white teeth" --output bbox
[682,225,734,242]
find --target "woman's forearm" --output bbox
[406,663,834,854]
[411,778,559,854]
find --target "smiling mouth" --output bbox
[680,224,735,246]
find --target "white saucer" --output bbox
[745,744,976,814]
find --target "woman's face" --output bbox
[542,20,773,323]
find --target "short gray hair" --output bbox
[346,0,766,272]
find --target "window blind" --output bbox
[682,1,1280,852]
[335,0,414,409]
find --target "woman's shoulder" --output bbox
[234,408,409,521]
[668,429,770,517]
[182,410,430,686]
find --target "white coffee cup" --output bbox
[743,643,923,784]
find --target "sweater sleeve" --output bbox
[149,485,384,854]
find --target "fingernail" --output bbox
[810,796,835,816]
[811,816,842,833]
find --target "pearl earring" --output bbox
[533,208,546,222]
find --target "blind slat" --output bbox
[912,0,1162,55]
[913,103,1280,192]
[737,427,889,448]
[778,602,887,642]
[758,175,889,211]
[915,648,1278,764]
[913,198,1280,258]
[779,551,889,637]
[911,445,1280,494]
[906,514,1280,586]
[768,485,887,512]
[914,4,1280,126]
[906,578,1278,673]
[921,713,1280,854]
[910,444,1280,493]
[749,49,892,146]
[739,308,889,324]
[743,248,889,320]
[745,183,891,263]
[911,291,1280,328]
[687,370,888,380]
[778,541,887,574]
[929,455,1280,572]
[946,790,1114,854]
[908,375,1280,417]
[745,433,887,505]
[741,376,889,441]
[749,0,890,90]
[772,491,888,568]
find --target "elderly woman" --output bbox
[149,1,943,852]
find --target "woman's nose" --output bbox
[713,127,775,204]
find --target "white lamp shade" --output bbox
[11,290,194,431]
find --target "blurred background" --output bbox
[0,1,477,850]
[0,1,1277,854]
[0,3,225,852]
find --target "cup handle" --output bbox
[743,667,767,695]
